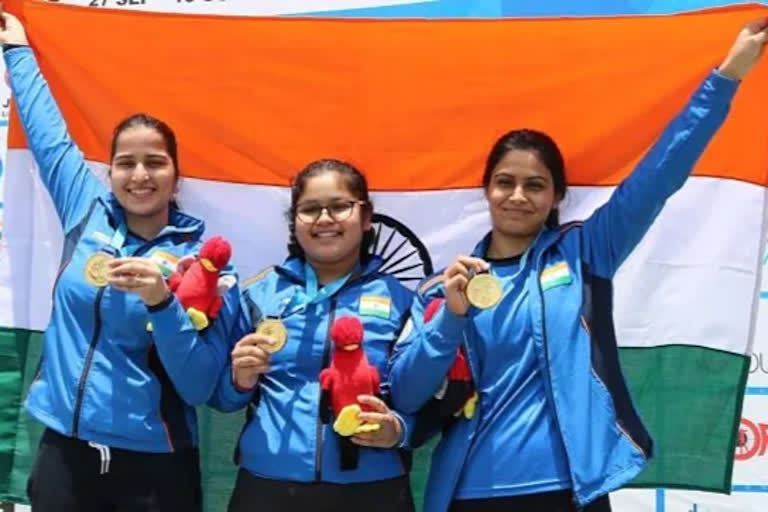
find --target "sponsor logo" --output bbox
[749,353,768,375]
[735,417,768,461]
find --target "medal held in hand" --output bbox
[255,318,288,353]
[84,222,126,288]
[466,272,502,309]
[83,252,113,288]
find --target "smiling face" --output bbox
[293,170,372,270]
[109,125,177,223]
[485,149,559,239]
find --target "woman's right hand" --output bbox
[231,333,273,391]
[442,256,489,317]
[0,13,29,46]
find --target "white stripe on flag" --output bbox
[0,149,763,358]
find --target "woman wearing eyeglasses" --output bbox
[209,159,416,512]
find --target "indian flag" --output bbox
[359,295,392,319]
[540,262,572,291]
[149,250,180,278]
[1,1,767,510]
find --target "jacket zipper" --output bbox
[71,285,106,437]
[534,249,577,501]
[70,234,179,438]
[315,297,337,481]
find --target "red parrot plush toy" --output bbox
[424,297,478,419]
[167,236,232,330]
[319,316,382,437]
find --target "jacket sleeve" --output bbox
[388,282,468,415]
[4,46,105,233]
[580,70,739,279]
[148,269,243,406]
[207,287,259,412]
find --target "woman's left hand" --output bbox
[351,395,403,449]
[718,18,768,80]
[108,257,170,306]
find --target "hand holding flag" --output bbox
[719,18,768,79]
[0,11,29,46]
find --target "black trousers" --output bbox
[450,489,612,512]
[27,428,202,512]
[228,468,415,512]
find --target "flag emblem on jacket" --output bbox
[540,261,572,291]
[359,295,391,319]
[150,250,180,278]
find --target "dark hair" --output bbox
[109,113,181,209]
[482,129,567,228]
[286,158,375,260]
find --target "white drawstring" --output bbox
[88,441,111,474]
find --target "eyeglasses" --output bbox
[295,199,366,224]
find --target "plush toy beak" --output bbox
[343,344,359,351]
[200,258,217,272]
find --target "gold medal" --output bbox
[466,273,502,309]
[255,318,288,353]
[83,252,113,287]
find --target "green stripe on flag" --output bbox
[0,328,747,508]
[541,274,572,291]
[620,344,749,492]
[196,408,240,511]
[411,436,438,509]
[0,327,44,505]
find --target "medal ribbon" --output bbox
[102,221,128,256]
[281,261,356,316]
[477,228,544,302]
[256,262,356,351]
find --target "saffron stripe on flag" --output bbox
[7,2,768,189]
